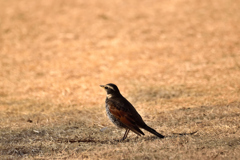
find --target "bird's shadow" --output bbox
[57,131,197,144]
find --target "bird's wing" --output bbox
[108,101,144,136]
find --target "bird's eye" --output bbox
[105,87,108,89]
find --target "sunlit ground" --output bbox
[0,0,240,159]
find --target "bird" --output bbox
[100,83,165,141]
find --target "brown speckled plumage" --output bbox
[100,83,164,141]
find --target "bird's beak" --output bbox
[100,85,105,88]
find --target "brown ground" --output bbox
[0,0,240,159]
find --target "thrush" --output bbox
[100,83,165,141]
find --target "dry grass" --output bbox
[0,0,240,159]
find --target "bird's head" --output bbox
[100,83,121,98]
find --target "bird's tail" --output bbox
[143,125,164,138]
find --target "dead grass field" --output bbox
[0,0,240,159]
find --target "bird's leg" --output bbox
[121,129,130,141]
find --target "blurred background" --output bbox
[1,0,239,110]
[1,0,240,118]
